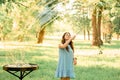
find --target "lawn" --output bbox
[0,38,120,80]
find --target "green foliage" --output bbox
[2,18,13,35]
[113,17,120,34]
[110,0,120,34]
[0,0,28,4]
[70,1,91,32]
[96,1,105,8]
[0,0,5,4]
[0,10,13,36]
[0,0,40,41]
[0,0,119,41]
[96,0,111,10]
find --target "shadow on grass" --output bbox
[74,40,120,49]
[1,60,120,80]
[74,65,120,80]
[75,40,92,49]
[103,40,120,49]
[0,45,55,57]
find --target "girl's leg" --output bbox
[66,77,70,80]
[61,77,66,80]
[61,77,70,80]
[60,77,63,80]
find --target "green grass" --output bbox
[0,38,120,80]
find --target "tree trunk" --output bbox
[37,27,45,43]
[18,34,24,42]
[117,34,119,40]
[97,9,103,46]
[87,29,90,40]
[84,29,86,40]
[92,8,99,46]
[3,34,6,41]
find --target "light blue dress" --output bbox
[55,45,75,78]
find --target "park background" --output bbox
[0,0,120,80]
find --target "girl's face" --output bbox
[64,32,71,40]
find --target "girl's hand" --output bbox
[71,34,76,40]
[73,57,77,65]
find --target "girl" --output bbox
[55,32,76,80]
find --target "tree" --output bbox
[36,0,58,43]
[0,2,13,40]
[69,1,91,40]
[113,16,120,39]
[112,0,120,39]
[92,0,108,46]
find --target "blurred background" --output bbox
[0,0,119,44]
